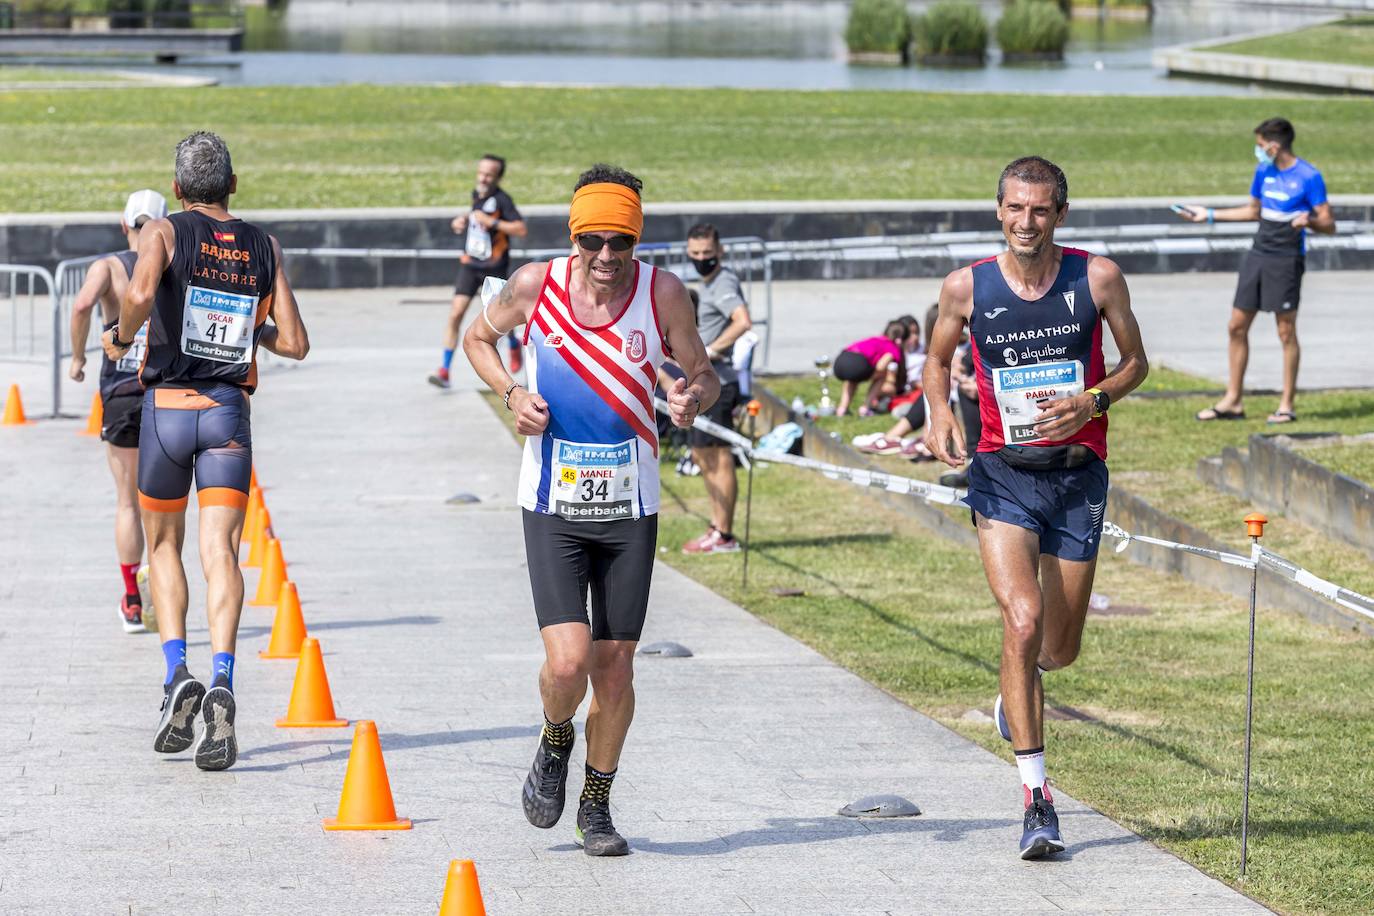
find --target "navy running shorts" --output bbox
[965,450,1108,562]
[521,509,657,641]
[138,384,252,513]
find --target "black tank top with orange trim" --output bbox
[99,250,143,399]
[140,210,276,393]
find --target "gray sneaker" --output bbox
[576,800,630,857]
[193,685,237,771]
[153,667,205,754]
[522,734,573,828]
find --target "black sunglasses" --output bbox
[575,234,637,252]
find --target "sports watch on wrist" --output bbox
[1087,387,1110,418]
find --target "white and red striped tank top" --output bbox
[518,257,670,521]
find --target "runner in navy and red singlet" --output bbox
[69,189,168,634]
[103,132,310,772]
[924,157,1149,860]
[464,164,718,857]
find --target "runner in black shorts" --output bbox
[103,132,309,772]
[464,164,718,856]
[69,189,168,633]
[925,157,1148,860]
[428,154,527,389]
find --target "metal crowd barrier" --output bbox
[45,253,118,418]
[0,264,59,417]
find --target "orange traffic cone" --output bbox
[276,637,347,727]
[80,392,102,436]
[240,489,264,562]
[2,384,33,426]
[250,466,259,490]
[251,538,286,606]
[260,581,308,659]
[439,860,487,916]
[323,720,411,831]
[245,506,273,569]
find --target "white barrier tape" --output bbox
[1102,521,1256,569]
[1257,548,1374,623]
[662,402,1373,621]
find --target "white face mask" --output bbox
[1254,143,1276,167]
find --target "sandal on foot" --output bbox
[1196,405,1245,421]
[1266,410,1297,424]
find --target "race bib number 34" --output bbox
[181,286,256,364]
[992,359,1084,445]
[550,438,638,522]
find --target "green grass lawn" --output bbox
[480,389,1374,914]
[1,86,1373,212]
[1298,439,1374,487]
[762,370,1374,596]
[1209,17,1374,69]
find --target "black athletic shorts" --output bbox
[1234,252,1304,314]
[522,509,657,641]
[138,384,252,513]
[833,349,873,383]
[455,261,507,298]
[100,391,142,448]
[690,379,739,448]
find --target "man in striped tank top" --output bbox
[924,157,1149,860]
[464,164,718,855]
[69,189,168,634]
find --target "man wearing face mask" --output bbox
[1180,117,1334,425]
[680,223,752,555]
[429,153,528,389]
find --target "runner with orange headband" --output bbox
[464,163,719,856]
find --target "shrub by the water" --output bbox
[845,0,914,56]
[913,0,990,62]
[998,0,1070,57]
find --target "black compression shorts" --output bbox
[522,509,657,641]
[100,391,143,449]
[138,384,252,513]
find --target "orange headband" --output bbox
[568,182,643,242]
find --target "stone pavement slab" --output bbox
[0,290,1268,914]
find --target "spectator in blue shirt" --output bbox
[1181,117,1334,424]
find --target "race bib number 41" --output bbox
[992,359,1084,446]
[550,438,639,522]
[181,286,256,364]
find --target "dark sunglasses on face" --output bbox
[576,233,637,252]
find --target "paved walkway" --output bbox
[0,292,1268,914]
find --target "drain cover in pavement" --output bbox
[838,795,922,818]
[637,641,693,658]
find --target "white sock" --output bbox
[1015,747,1046,795]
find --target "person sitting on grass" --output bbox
[853,306,945,459]
[833,320,906,417]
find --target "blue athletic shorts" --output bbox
[138,384,252,513]
[965,450,1108,562]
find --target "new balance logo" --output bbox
[545,334,565,348]
[983,307,1008,320]
[1063,291,1076,316]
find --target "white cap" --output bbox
[123,189,168,228]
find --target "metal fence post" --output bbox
[1240,512,1268,879]
[741,399,761,591]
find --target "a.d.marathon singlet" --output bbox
[518,257,669,521]
[968,248,1108,459]
[140,210,276,393]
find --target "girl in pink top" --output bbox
[833,320,906,416]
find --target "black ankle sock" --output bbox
[580,764,616,805]
[542,715,574,749]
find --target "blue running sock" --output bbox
[211,652,235,691]
[441,348,455,371]
[162,638,187,684]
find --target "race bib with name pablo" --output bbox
[180,286,256,364]
[992,359,1084,446]
[550,438,639,522]
[115,321,150,373]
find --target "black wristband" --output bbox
[503,381,522,409]
[113,328,136,348]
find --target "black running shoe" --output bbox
[1019,787,1065,860]
[153,666,205,754]
[193,685,237,771]
[575,799,630,857]
[521,733,573,828]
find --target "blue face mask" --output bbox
[1254,143,1275,167]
